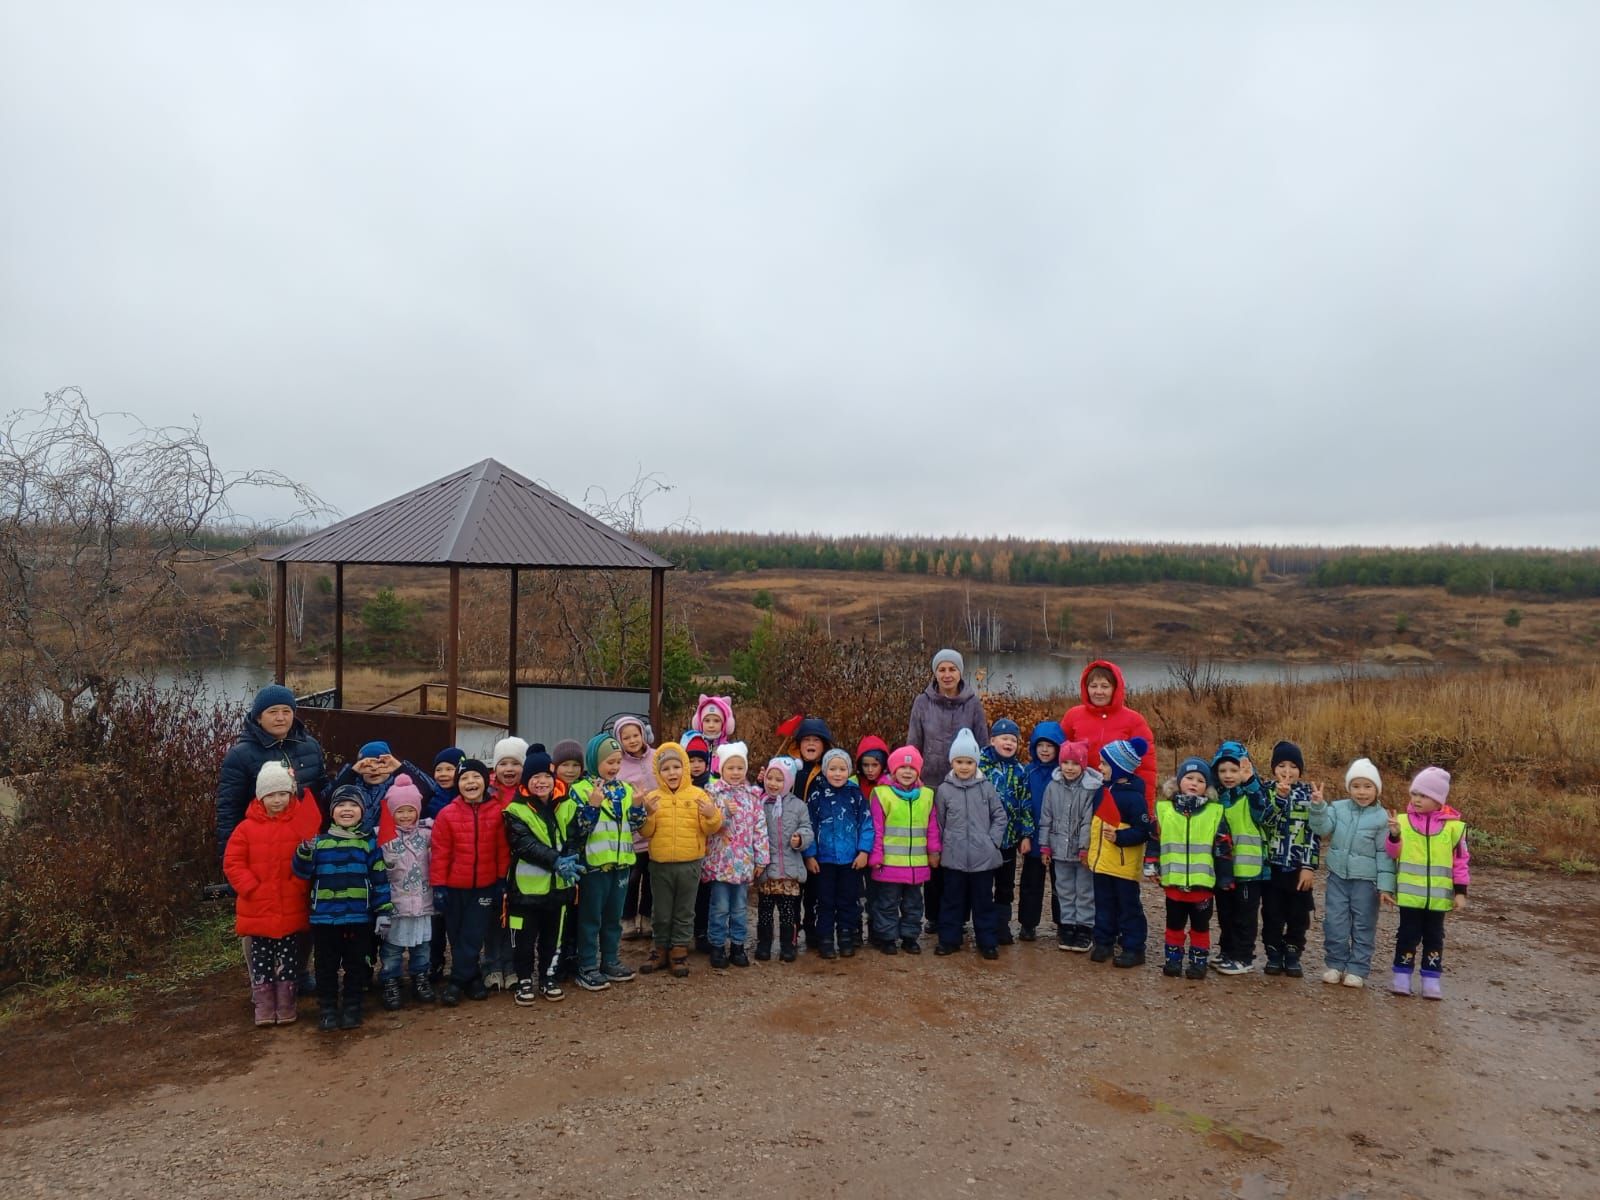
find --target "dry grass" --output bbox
[984,664,1600,873]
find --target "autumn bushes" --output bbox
[0,679,234,985]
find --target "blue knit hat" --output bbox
[433,747,466,769]
[1211,740,1248,769]
[1176,756,1214,790]
[249,683,296,721]
[1271,741,1305,773]
[1101,737,1149,777]
[522,744,554,783]
[990,718,1021,738]
[357,740,391,760]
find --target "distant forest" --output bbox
[643,532,1600,597]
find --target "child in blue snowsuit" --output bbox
[803,748,875,958]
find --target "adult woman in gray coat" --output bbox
[907,648,989,931]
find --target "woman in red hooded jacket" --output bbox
[1059,660,1158,820]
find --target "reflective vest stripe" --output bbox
[570,781,637,868]
[1223,798,1264,880]
[1395,819,1464,912]
[1155,800,1225,890]
[873,786,934,868]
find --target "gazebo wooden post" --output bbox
[506,567,519,736]
[649,567,665,735]
[273,560,288,684]
[447,566,461,744]
[333,563,345,708]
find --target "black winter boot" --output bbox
[710,945,729,970]
[1284,946,1304,978]
[338,1003,363,1029]
[380,980,404,1011]
[411,975,436,1004]
[317,1008,340,1033]
[1264,946,1285,976]
[729,943,750,968]
[755,941,772,962]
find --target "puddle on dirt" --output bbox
[1089,1078,1282,1156]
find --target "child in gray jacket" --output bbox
[933,729,1008,959]
[1308,757,1397,988]
[1037,740,1103,952]
[756,758,814,963]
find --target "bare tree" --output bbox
[0,388,324,732]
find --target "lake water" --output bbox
[158,651,1419,715]
[965,651,1421,699]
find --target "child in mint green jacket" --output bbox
[1307,757,1396,989]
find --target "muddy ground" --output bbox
[2,868,1596,1200]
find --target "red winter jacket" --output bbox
[223,792,319,938]
[1060,659,1158,814]
[430,795,511,889]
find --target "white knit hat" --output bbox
[255,761,295,797]
[1344,757,1382,794]
[714,741,749,770]
[492,736,529,765]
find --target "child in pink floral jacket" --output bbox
[702,742,771,968]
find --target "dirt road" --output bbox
[2,869,1597,1199]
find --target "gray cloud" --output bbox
[3,3,1596,546]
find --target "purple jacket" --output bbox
[907,681,989,787]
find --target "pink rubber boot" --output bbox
[1421,972,1443,1000]
[1391,968,1413,996]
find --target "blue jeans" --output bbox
[378,938,432,982]
[707,881,750,946]
[1323,872,1379,977]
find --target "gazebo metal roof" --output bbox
[261,458,670,570]
[261,457,670,747]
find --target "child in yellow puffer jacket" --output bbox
[638,742,722,977]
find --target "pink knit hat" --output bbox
[1060,740,1091,767]
[385,775,423,815]
[887,745,924,778]
[1409,766,1452,805]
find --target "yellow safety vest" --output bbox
[1394,819,1464,911]
[504,799,572,898]
[873,785,933,868]
[1156,799,1225,891]
[570,778,636,869]
[1221,794,1264,881]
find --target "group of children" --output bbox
[223,669,1472,1035]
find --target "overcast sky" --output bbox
[3,4,1596,547]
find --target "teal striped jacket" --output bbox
[292,827,393,926]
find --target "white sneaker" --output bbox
[1322,969,1344,985]
[1342,974,1365,989]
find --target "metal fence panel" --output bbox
[515,685,652,744]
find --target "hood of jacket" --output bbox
[1078,659,1128,715]
[854,734,890,766]
[653,741,690,796]
[241,710,312,750]
[793,716,835,748]
[1029,721,1064,759]
[921,678,981,711]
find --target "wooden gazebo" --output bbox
[260,458,671,762]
